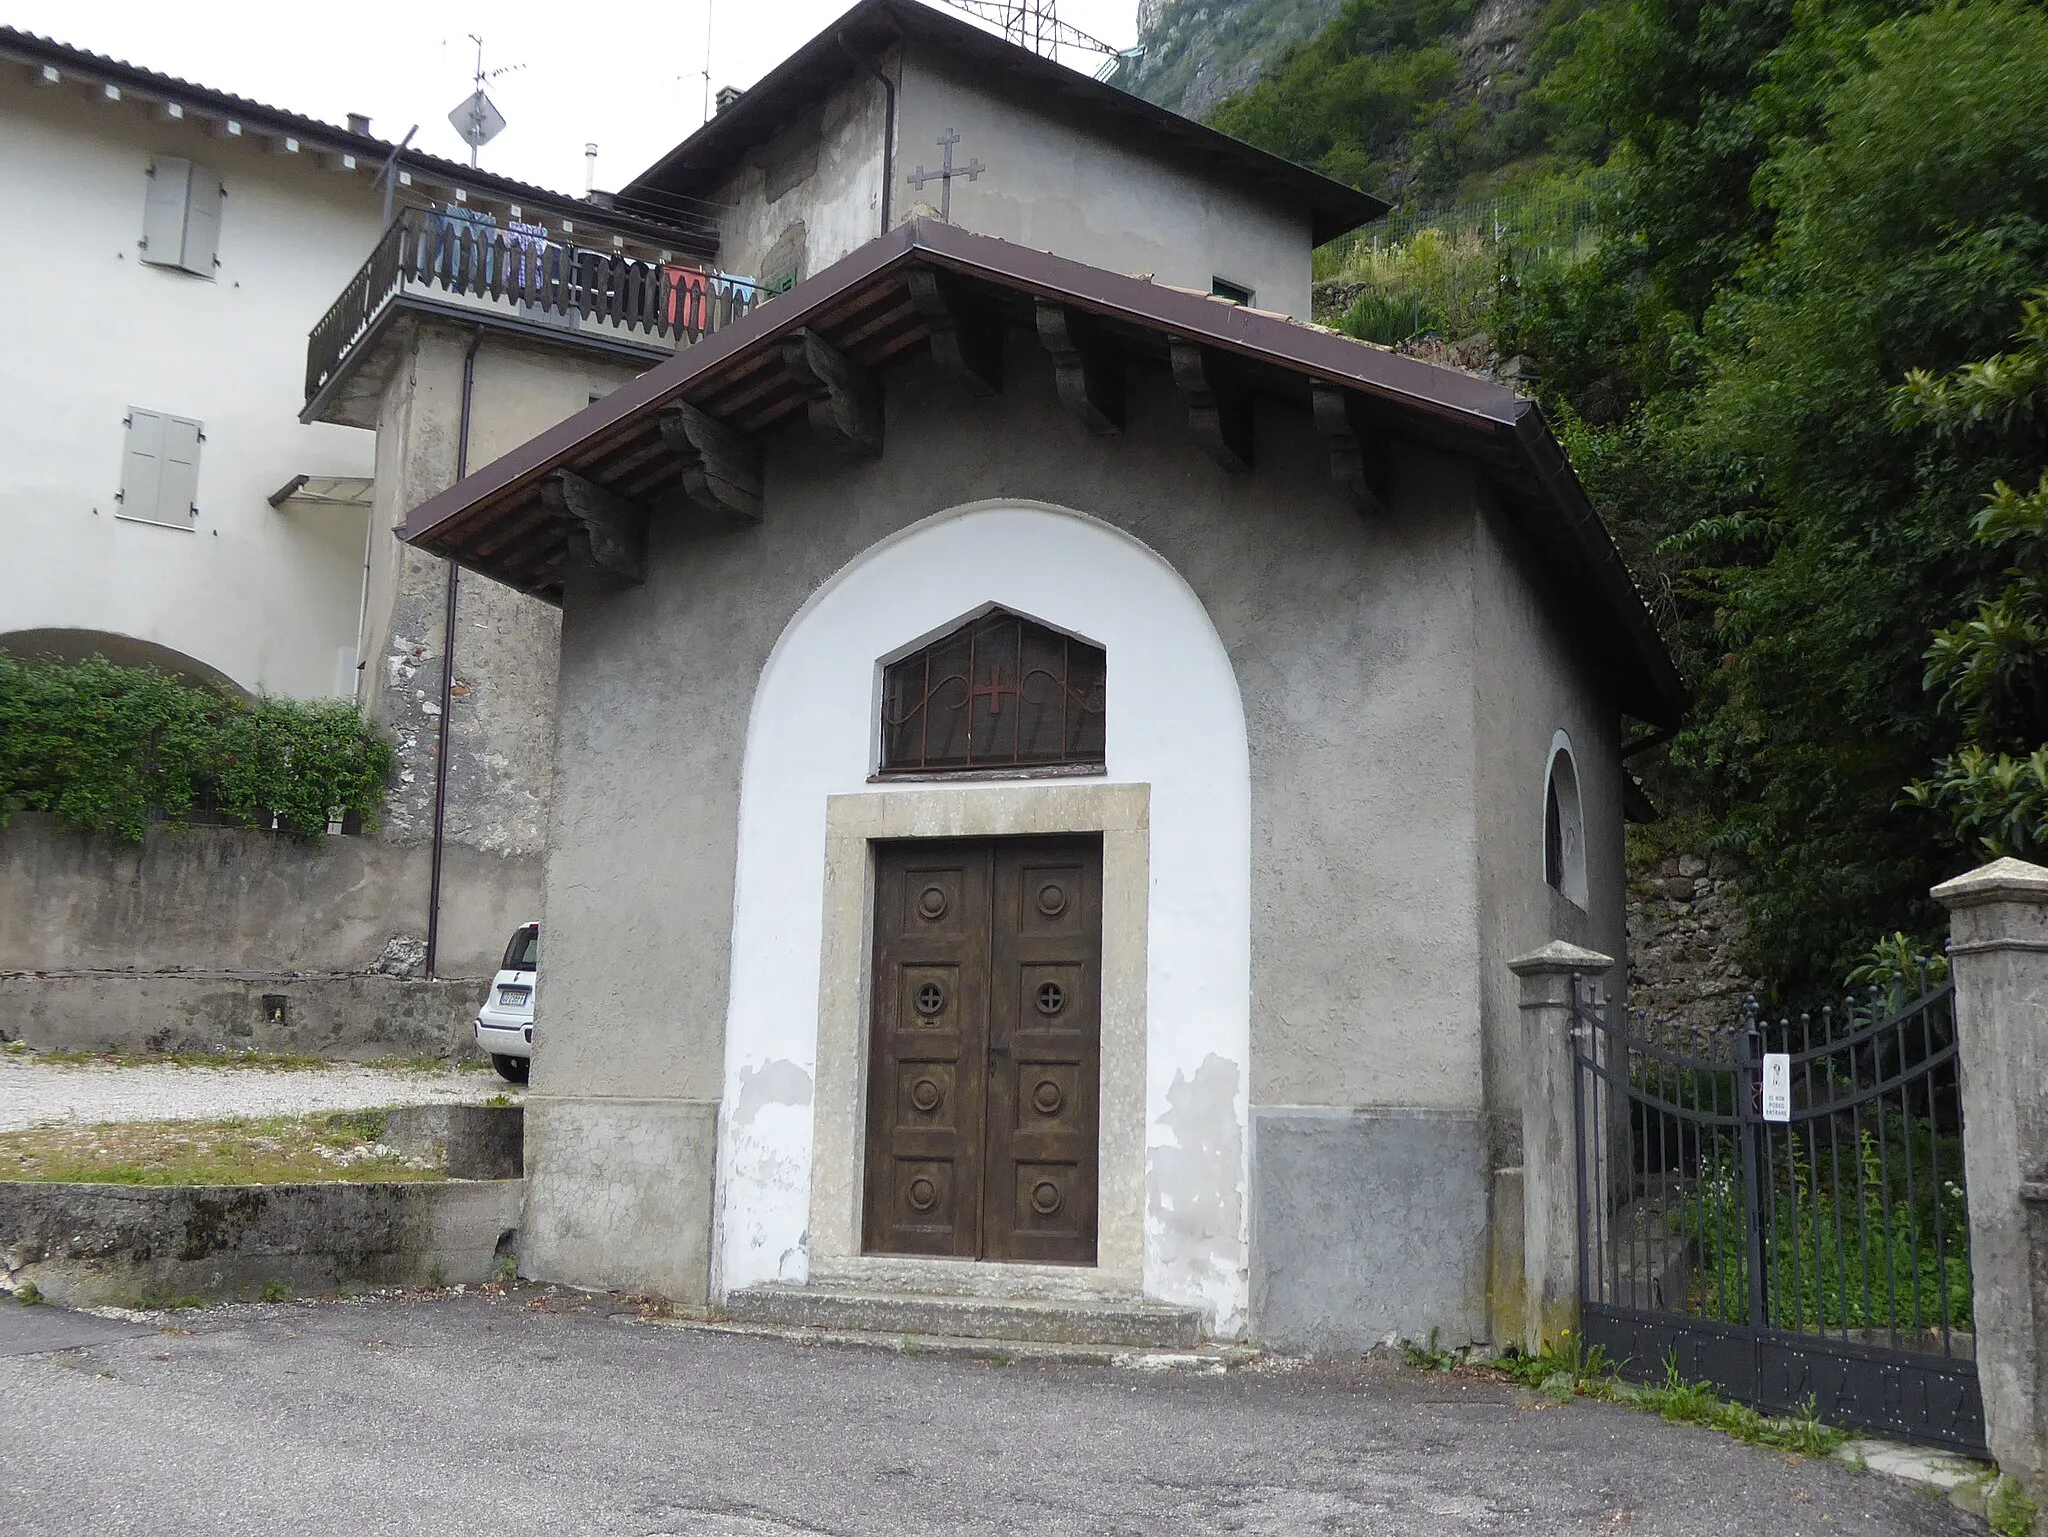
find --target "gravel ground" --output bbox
[0,1289,1980,1536]
[0,1057,517,1132]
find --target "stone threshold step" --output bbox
[724,1283,1207,1348]
[629,1313,1253,1372]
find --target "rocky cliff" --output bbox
[1123,0,1346,121]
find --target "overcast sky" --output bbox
[4,0,1142,196]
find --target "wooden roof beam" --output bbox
[1312,384,1386,518]
[658,403,764,524]
[782,329,882,459]
[1169,339,1251,473]
[1034,301,1122,435]
[540,470,647,584]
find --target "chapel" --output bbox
[402,0,1684,1351]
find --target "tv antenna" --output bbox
[448,34,523,167]
[702,0,714,123]
[933,0,1129,72]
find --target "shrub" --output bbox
[0,656,393,842]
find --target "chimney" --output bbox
[715,85,743,114]
[584,143,599,195]
[346,112,372,136]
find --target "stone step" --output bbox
[724,1284,1207,1348]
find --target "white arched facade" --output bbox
[715,500,1253,1332]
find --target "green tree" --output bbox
[1899,295,2048,859]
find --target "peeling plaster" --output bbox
[736,1059,814,1124]
[1149,1053,1249,1335]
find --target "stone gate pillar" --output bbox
[1935,856,2048,1495]
[1508,940,1614,1355]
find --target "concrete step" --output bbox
[724,1284,1206,1348]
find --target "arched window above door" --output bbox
[879,608,1106,775]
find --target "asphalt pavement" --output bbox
[0,1290,1981,1535]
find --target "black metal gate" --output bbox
[1572,977,1985,1452]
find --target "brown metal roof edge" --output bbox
[406,218,1530,544]
[400,216,1683,723]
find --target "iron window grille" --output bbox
[879,609,1106,775]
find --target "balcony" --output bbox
[303,207,760,425]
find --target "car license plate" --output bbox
[499,986,530,1006]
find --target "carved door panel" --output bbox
[863,843,992,1257]
[983,839,1101,1264]
[862,836,1102,1266]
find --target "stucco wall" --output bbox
[708,69,891,292]
[895,46,1315,319]
[1469,502,1629,1160]
[529,336,1538,1326]
[707,47,1314,319]
[353,320,650,974]
[0,78,380,700]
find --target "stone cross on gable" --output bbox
[906,129,985,222]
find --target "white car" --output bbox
[474,921,537,1083]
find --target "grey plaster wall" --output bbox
[1469,505,1629,1163]
[708,68,892,290]
[707,46,1315,318]
[896,46,1316,318]
[1250,1107,1490,1351]
[532,335,1524,1297]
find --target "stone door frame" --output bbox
[810,781,1149,1302]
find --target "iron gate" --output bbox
[1571,977,1985,1452]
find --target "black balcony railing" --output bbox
[306,207,759,404]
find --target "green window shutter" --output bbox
[180,170,222,275]
[142,155,191,268]
[120,408,166,521]
[156,415,203,523]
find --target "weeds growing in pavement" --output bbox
[1484,1337,1847,1455]
[1401,1327,1461,1372]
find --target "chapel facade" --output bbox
[402,2,1683,1352]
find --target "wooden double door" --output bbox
[863,836,1102,1265]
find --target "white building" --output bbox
[0,28,742,1037]
[0,26,721,704]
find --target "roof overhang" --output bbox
[404,218,1686,726]
[622,0,1386,247]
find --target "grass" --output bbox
[1484,1334,1848,1457]
[0,1109,445,1185]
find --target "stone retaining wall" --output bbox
[0,970,486,1059]
[0,1177,523,1307]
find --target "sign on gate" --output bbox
[1761,1053,1791,1123]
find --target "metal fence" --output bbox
[1572,977,1985,1452]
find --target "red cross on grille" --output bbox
[969,665,1019,717]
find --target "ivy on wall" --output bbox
[0,657,394,843]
